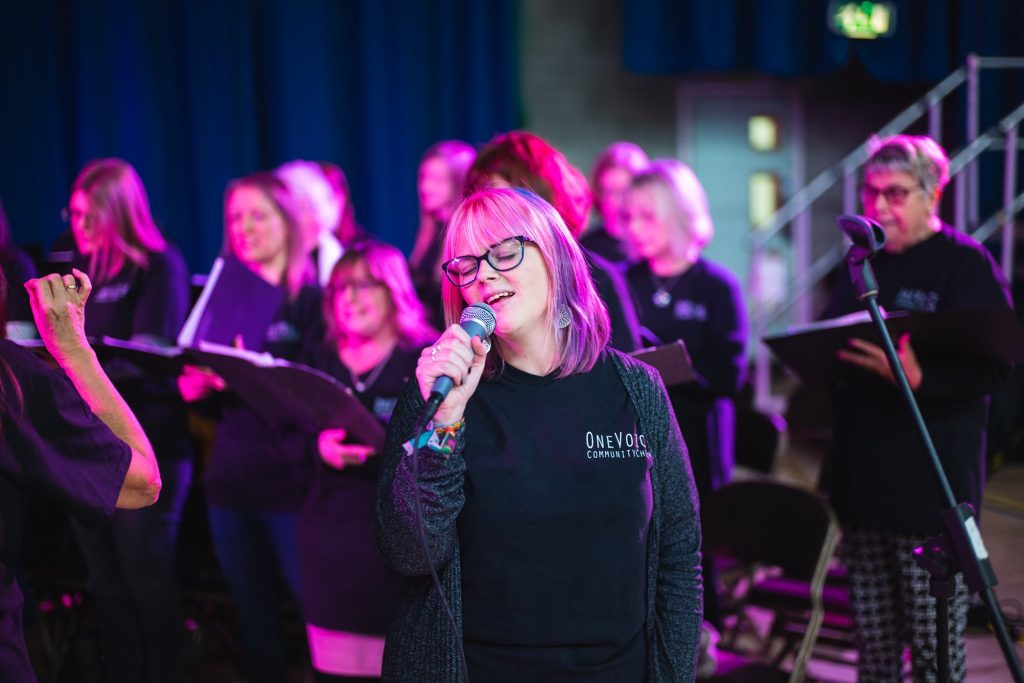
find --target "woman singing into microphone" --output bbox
[375,187,702,682]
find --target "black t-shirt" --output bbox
[78,247,190,343]
[1,247,37,325]
[77,247,193,462]
[460,352,651,682]
[0,340,130,681]
[580,224,630,268]
[203,285,325,511]
[823,225,1013,534]
[626,258,747,494]
[626,258,747,397]
[296,343,420,632]
[589,250,642,352]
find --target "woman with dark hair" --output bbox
[1,267,161,682]
[583,141,650,265]
[409,140,477,324]
[297,240,436,681]
[824,135,1012,681]
[0,196,37,339]
[376,188,702,682]
[179,172,321,683]
[64,158,193,682]
[465,131,642,352]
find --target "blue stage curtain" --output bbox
[0,0,519,271]
[624,0,1021,84]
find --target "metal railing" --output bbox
[751,54,1024,411]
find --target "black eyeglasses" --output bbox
[860,183,922,207]
[441,236,531,287]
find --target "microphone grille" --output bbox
[460,302,497,336]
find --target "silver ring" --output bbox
[65,284,78,291]
[430,345,439,362]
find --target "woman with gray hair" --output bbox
[823,134,1013,681]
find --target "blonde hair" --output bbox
[630,158,714,251]
[223,173,313,298]
[71,158,166,284]
[442,188,609,379]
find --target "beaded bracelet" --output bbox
[403,418,465,458]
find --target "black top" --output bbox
[75,247,193,463]
[202,285,325,511]
[411,221,446,329]
[460,353,651,682]
[589,249,642,352]
[78,247,190,343]
[1,247,37,324]
[822,224,1013,535]
[296,343,420,632]
[580,224,630,268]
[0,340,131,681]
[626,258,748,494]
[625,258,747,398]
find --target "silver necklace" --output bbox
[650,270,684,309]
[344,345,395,393]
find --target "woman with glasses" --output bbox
[296,241,436,681]
[375,187,702,682]
[178,172,322,683]
[465,130,643,352]
[62,158,193,682]
[823,135,1013,682]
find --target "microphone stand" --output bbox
[840,216,1024,683]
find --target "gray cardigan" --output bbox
[374,350,703,682]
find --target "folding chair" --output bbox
[702,480,840,682]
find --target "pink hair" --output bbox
[442,187,609,379]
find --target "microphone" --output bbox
[422,302,497,424]
[837,214,886,254]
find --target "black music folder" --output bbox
[93,336,185,376]
[764,307,1024,385]
[177,256,285,352]
[630,340,694,387]
[186,342,386,451]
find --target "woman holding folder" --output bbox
[64,158,192,682]
[297,240,436,681]
[179,172,322,683]
[823,135,1013,681]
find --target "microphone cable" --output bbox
[408,410,470,682]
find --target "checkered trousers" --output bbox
[841,528,968,682]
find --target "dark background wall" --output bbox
[1,0,1021,276]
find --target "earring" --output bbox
[557,305,572,329]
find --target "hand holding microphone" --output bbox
[416,303,496,425]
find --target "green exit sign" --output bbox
[829,1,897,39]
